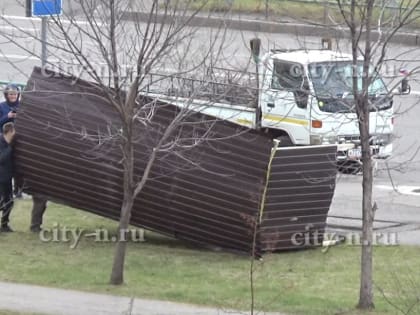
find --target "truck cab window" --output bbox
[308,61,389,113]
[271,61,308,108]
[271,61,304,90]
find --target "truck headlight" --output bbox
[310,135,338,145]
[322,135,338,144]
[310,135,322,145]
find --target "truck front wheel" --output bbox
[264,129,294,147]
[276,135,293,147]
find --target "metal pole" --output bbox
[41,17,47,67]
[323,1,328,25]
[265,0,269,19]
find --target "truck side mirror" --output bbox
[400,78,411,95]
[398,69,411,95]
[294,78,309,109]
[250,38,261,63]
[294,90,308,109]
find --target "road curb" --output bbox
[122,11,420,47]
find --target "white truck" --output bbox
[145,44,410,171]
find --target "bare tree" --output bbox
[334,0,420,309]
[0,0,251,285]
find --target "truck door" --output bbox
[260,60,310,145]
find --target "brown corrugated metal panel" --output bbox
[15,67,337,255]
[15,67,272,254]
[259,145,337,252]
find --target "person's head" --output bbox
[3,84,20,105]
[2,122,16,143]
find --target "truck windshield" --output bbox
[308,61,390,113]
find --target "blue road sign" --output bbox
[32,0,62,16]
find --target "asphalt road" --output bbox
[0,1,419,244]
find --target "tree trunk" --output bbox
[110,137,134,285]
[110,195,134,285]
[357,107,375,309]
[357,1,375,309]
[110,236,127,285]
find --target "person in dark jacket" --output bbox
[0,84,48,232]
[1,84,22,198]
[0,122,16,232]
[0,84,20,128]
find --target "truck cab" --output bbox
[258,49,395,167]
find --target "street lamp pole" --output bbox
[41,16,48,67]
[27,1,62,67]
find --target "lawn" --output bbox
[0,199,419,315]
[184,0,333,21]
[0,312,43,315]
[183,0,420,28]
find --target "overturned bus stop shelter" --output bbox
[14,67,337,255]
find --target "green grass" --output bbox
[1,199,420,314]
[187,0,330,20]
[184,0,420,28]
[0,311,44,315]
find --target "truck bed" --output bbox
[144,92,258,129]
[142,69,258,108]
